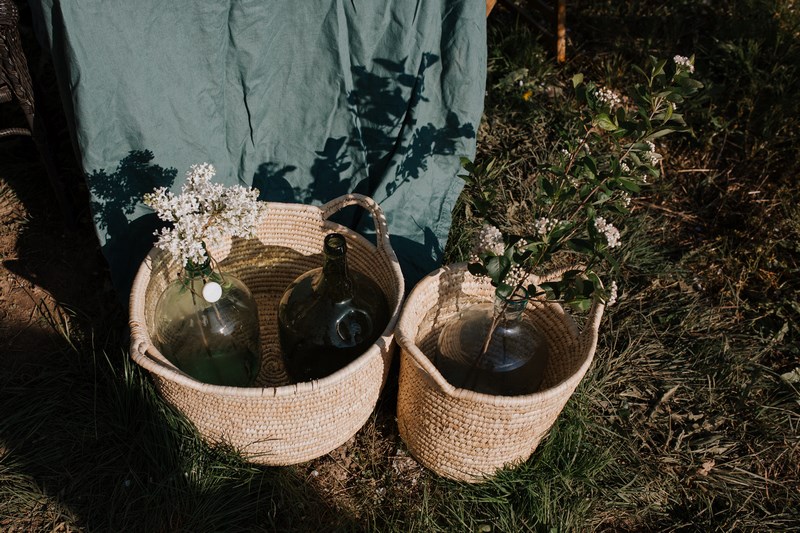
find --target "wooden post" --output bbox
[555,0,566,63]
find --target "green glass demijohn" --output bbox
[435,289,549,396]
[153,258,261,387]
[278,232,390,383]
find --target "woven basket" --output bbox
[129,194,404,465]
[395,263,604,482]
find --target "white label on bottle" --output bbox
[202,281,223,303]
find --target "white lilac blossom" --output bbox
[471,224,505,258]
[505,264,528,287]
[596,87,622,109]
[514,238,531,251]
[533,217,559,236]
[673,55,695,74]
[621,162,631,173]
[594,216,621,248]
[606,281,618,306]
[143,163,267,267]
[644,140,661,166]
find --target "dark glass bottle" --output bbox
[278,232,390,383]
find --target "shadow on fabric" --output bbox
[85,150,176,299]
[251,53,475,287]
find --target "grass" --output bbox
[2,0,800,531]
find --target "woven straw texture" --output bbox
[395,263,604,482]
[129,194,404,465]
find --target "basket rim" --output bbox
[128,194,405,398]
[395,262,605,407]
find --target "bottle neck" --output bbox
[184,258,213,280]
[493,289,529,323]
[320,234,353,301]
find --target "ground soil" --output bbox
[0,133,120,370]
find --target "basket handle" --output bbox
[319,193,392,254]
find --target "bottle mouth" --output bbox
[324,233,347,257]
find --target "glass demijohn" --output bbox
[153,260,261,387]
[435,291,549,396]
[278,232,390,383]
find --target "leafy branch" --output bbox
[461,55,703,311]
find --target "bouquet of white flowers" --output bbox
[143,162,267,272]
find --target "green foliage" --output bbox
[461,55,702,310]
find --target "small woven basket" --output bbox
[129,194,404,465]
[395,263,604,482]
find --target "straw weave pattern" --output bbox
[129,194,404,465]
[395,263,604,482]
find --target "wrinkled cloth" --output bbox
[29,0,487,295]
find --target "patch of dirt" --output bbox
[0,135,120,370]
[301,402,428,521]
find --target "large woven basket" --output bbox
[395,263,604,482]
[129,194,404,465]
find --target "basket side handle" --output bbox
[129,319,201,385]
[319,193,392,255]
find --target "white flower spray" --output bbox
[673,55,695,74]
[594,216,621,248]
[596,87,622,109]
[144,163,267,269]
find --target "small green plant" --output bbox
[461,54,703,310]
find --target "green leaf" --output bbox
[664,102,673,122]
[618,178,642,193]
[567,297,593,312]
[583,155,598,176]
[587,271,602,290]
[644,128,676,142]
[541,281,562,300]
[484,255,502,281]
[653,58,668,78]
[595,114,617,131]
[679,77,704,90]
[467,262,488,276]
[523,241,542,255]
[572,73,584,88]
[527,283,545,298]
[542,177,556,198]
[485,255,511,284]
[496,282,514,299]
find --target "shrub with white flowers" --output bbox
[461,55,702,311]
[143,163,267,275]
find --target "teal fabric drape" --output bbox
[29,0,487,295]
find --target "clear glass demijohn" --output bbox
[435,289,549,396]
[153,260,261,387]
